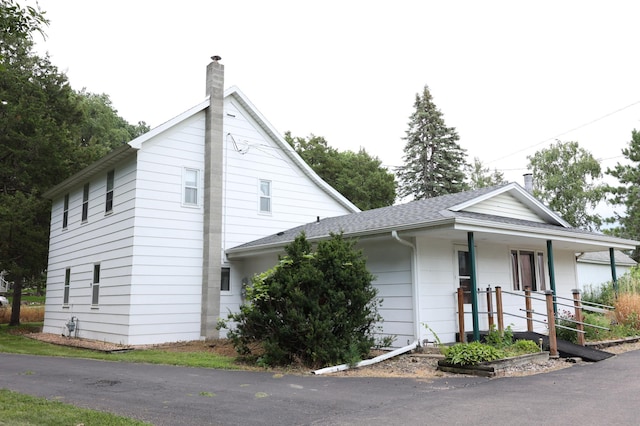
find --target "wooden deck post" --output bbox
[457,287,466,343]
[486,287,494,329]
[545,290,558,357]
[495,286,504,333]
[525,286,533,332]
[573,289,585,346]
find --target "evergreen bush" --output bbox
[219,232,382,368]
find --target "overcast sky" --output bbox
[33,0,640,187]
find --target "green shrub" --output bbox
[504,339,540,356]
[219,232,382,368]
[444,342,505,366]
[484,325,513,348]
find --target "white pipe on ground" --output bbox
[312,341,418,375]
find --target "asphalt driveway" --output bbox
[2,350,639,425]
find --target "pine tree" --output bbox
[468,157,506,190]
[606,130,640,260]
[397,85,469,200]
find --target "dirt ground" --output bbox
[26,332,640,379]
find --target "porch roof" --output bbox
[226,183,639,258]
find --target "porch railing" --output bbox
[457,286,615,358]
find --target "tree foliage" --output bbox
[221,232,382,367]
[467,157,506,190]
[527,140,605,231]
[397,85,469,200]
[285,133,396,209]
[0,1,148,324]
[606,130,640,260]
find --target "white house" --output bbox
[226,184,640,346]
[42,59,359,345]
[43,59,640,348]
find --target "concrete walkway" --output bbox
[2,350,639,425]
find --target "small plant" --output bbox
[504,339,540,356]
[444,341,505,366]
[484,325,513,349]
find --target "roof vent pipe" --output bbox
[523,173,533,194]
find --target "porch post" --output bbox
[468,232,480,342]
[546,240,558,316]
[609,248,619,298]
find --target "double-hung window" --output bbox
[81,183,89,222]
[511,250,546,292]
[221,267,230,292]
[62,194,69,229]
[184,168,199,206]
[105,170,115,213]
[259,180,271,213]
[92,264,100,306]
[63,268,71,305]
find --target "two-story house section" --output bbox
[42,59,359,345]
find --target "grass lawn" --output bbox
[0,323,239,424]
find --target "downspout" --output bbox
[546,240,557,316]
[609,248,618,298]
[391,231,422,345]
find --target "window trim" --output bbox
[259,179,272,214]
[105,169,115,214]
[456,248,473,304]
[182,168,201,207]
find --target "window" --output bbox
[511,250,546,291]
[62,194,69,229]
[92,264,100,305]
[457,250,472,304]
[105,169,115,213]
[82,183,89,222]
[259,180,271,213]
[221,267,230,292]
[184,168,199,206]
[63,268,70,305]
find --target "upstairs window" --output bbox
[62,194,69,229]
[183,168,199,206]
[81,183,89,222]
[259,180,271,213]
[511,250,546,292]
[105,169,115,213]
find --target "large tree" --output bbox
[527,140,605,231]
[606,129,640,260]
[397,85,468,200]
[285,133,396,209]
[468,157,506,190]
[0,1,148,324]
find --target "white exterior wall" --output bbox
[43,156,137,342]
[127,113,206,345]
[221,99,353,251]
[415,237,581,344]
[577,262,631,290]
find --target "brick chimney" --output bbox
[201,56,224,339]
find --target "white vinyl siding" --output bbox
[463,193,546,223]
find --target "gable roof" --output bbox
[226,183,640,257]
[43,88,360,213]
